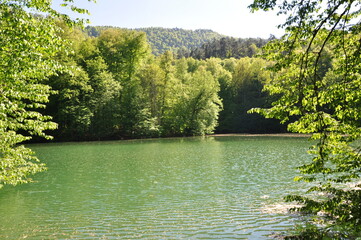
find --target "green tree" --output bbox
[137,62,163,125]
[250,0,361,236]
[85,56,122,139]
[47,60,94,140]
[0,0,92,188]
[98,28,155,137]
[138,53,222,137]
[97,28,150,82]
[137,52,182,136]
[185,37,268,59]
[158,51,176,122]
[163,60,222,136]
[46,28,123,140]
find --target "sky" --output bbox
[53,0,286,39]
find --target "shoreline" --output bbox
[209,133,311,138]
[28,133,311,145]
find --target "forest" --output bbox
[41,23,284,141]
[0,1,284,189]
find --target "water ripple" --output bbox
[0,136,311,239]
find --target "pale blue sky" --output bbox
[53,0,285,38]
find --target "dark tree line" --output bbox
[178,36,272,59]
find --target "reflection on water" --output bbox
[0,136,311,239]
[260,203,303,214]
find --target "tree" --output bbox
[162,59,222,136]
[97,28,160,138]
[250,0,361,236]
[85,56,122,139]
[0,1,93,189]
[46,26,122,141]
[47,60,94,140]
[137,60,164,133]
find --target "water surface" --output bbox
[0,136,311,239]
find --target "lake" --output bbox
[0,136,311,239]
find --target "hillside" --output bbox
[136,27,224,55]
[84,26,224,55]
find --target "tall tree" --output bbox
[162,60,222,136]
[47,60,94,140]
[137,59,164,132]
[250,0,361,236]
[46,25,122,140]
[0,0,92,189]
[98,28,154,137]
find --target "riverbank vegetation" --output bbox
[42,24,284,141]
[250,0,361,238]
[0,0,283,188]
[0,0,95,188]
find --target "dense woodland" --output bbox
[40,24,284,141]
[0,1,285,190]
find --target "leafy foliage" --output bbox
[250,0,361,236]
[45,19,288,141]
[160,59,223,136]
[47,26,228,139]
[0,0,93,188]
[48,23,284,140]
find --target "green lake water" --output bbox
[0,136,312,239]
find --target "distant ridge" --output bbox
[136,27,225,55]
[84,26,225,55]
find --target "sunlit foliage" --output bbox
[0,0,94,188]
[250,0,361,236]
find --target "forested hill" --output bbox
[137,27,225,55]
[85,26,225,55]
